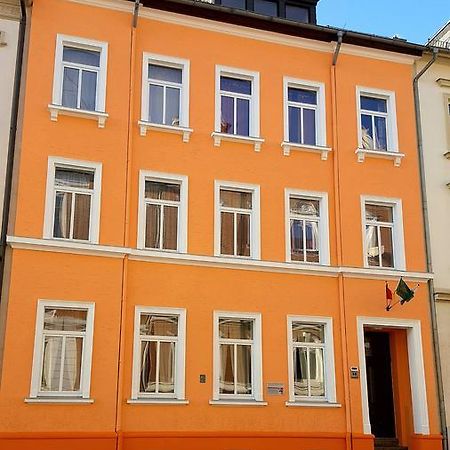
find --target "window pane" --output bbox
[62,67,79,109]
[140,340,157,392]
[149,84,164,124]
[162,205,178,250]
[288,87,317,105]
[305,221,319,263]
[361,114,374,149]
[365,204,393,223]
[63,46,100,67]
[236,344,252,394]
[159,342,175,393]
[254,0,278,16]
[236,213,250,257]
[290,198,319,216]
[219,318,253,339]
[145,203,161,249]
[55,169,94,189]
[220,189,252,209]
[61,337,83,391]
[292,323,324,343]
[236,98,250,136]
[44,308,87,331]
[360,96,387,113]
[80,70,97,111]
[374,116,387,150]
[53,191,72,239]
[145,181,180,201]
[148,64,182,83]
[221,95,234,134]
[220,212,234,255]
[220,76,251,95]
[293,347,308,396]
[72,194,91,240]
[219,343,235,394]
[221,0,246,8]
[165,87,181,126]
[140,314,178,336]
[365,224,380,267]
[380,226,394,268]
[286,4,309,22]
[288,106,301,143]
[41,336,63,391]
[290,219,304,261]
[303,108,316,145]
[309,348,325,397]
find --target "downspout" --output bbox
[413,48,448,450]
[0,0,27,305]
[115,1,139,449]
[331,30,354,450]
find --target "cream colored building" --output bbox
[418,21,450,440]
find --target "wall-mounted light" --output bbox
[444,151,450,160]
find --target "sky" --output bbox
[316,0,449,44]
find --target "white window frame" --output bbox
[29,300,95,400]
[285,189,330,265]
[212,311,263,402]
[214,180,260,259]
[131,306,186,401]
[43,157,102,244]
[360,195,405,270]
[139,53,191,141]
[137,170,188,252]
[287,315,336,404]
[49,34,108,127]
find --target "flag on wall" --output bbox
[385,282,393,311]
[395,277,415,304]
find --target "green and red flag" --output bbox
[395,277,415,305]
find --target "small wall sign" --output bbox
[350,366,359,379]
[267,383,284,395]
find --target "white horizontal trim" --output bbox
[138,121,193,142]
[7,236,433,281]
[211,132,264,152]
[285,401,341,407]
[48,104,108,128]
[24,397,94,404]
[127,399,189,405]
[209,400,268,406]
[281,142,332,159]
[355,148,405,167]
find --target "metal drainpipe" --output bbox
[413,48,448,450]
[0,0,27,305]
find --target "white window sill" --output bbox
[25,397,94,404]
[355,148,405,167]
[127,398,189,405]
[138,121,193,142]
[48,104,108,128]
[281,142,332,160]
[211,132,264,152]
[209,399,267,406]
[285,401,341,408]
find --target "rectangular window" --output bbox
[285,4,309,22]
[132,307,186,400]
[138,171,188,252]
[29,301,94,399]
[357,87,398,152]
[213,312,263,401]
[52,35,108,113]
[215,181,260,259]
[254,0,278,16]
[361,196,405,270]
[284,78,326,147]
[287,316,336,404]
[285,189,330,265]
[44,157,102,243]
[216,66,260,138]
[141,54,190,128]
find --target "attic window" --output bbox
[285,3,309,22]
[221,0,246,9]
[254,0,278,16]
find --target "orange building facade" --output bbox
[0,1,443,450]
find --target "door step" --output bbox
[375,438,407,450]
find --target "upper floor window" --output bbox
[357,87,398,153]
[254,0,278,16]
[286,190,330,265]
[141,54,190,129]
[215,66,260,138]
[215,181,260,259]
[52,35,108,114]
[44,157,102,243]
[362,196,405,270]
[285,3,309,22]
[29,300,95,400]
[138,171,188,252]
[131,307,186,401]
